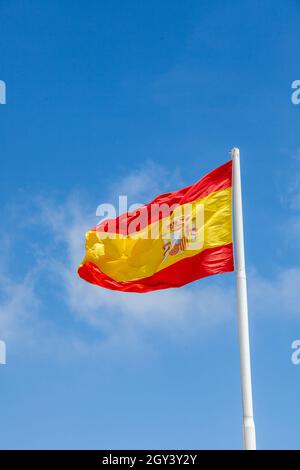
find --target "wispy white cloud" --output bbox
[249,268,300,317]
[0,258,40,344]
[110,160,183,205]
[280,149,300,241]
[285,170,300,211]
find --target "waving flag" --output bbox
[78,161,233,292]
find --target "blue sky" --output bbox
[1,0,300,450]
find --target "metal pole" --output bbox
[231,147,256,450]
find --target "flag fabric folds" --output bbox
[78,161,234,293]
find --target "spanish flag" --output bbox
[78,161,234,293]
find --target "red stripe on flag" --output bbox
[94,160,232,235]
[78,243,234,293]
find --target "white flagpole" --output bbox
[231,147,256,450]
